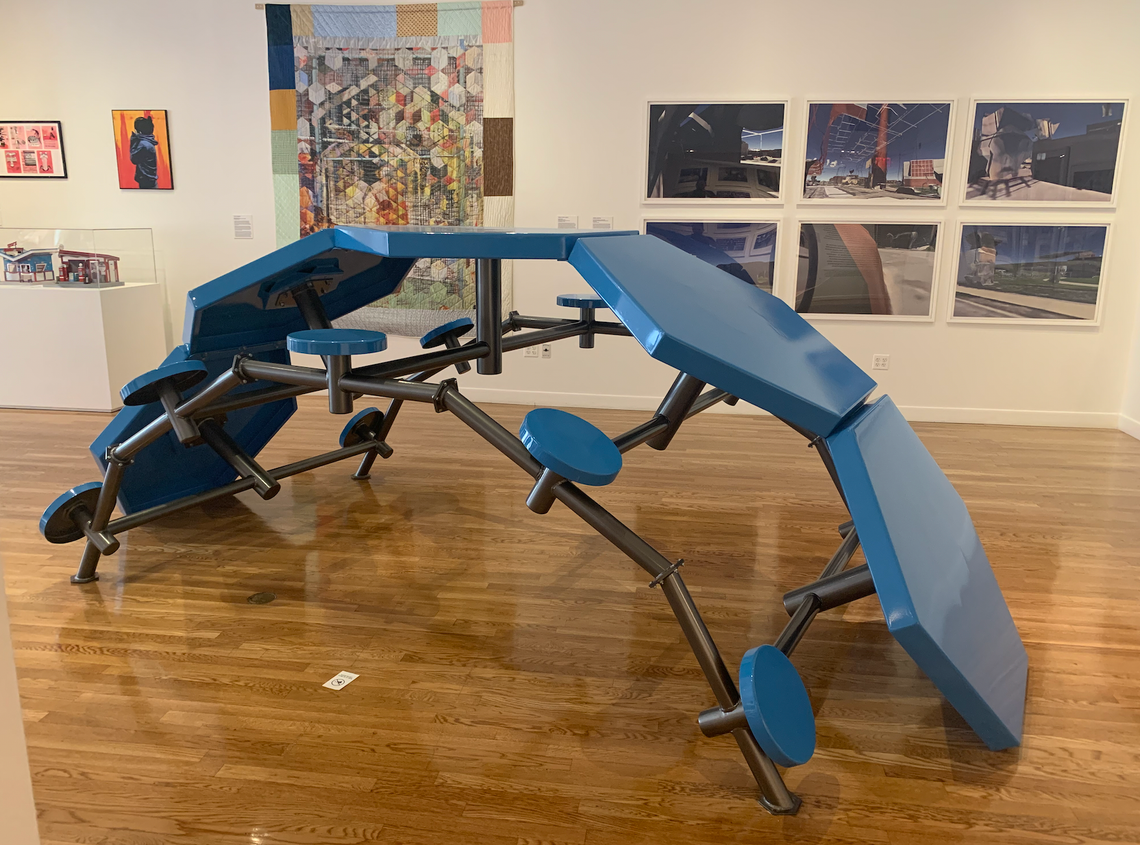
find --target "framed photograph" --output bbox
[646,102,786,202]
[796,222,941,320]
[0,121,66,178]
[644,220,778,291]
[962,100,1125,205]
[801,102,952,203]
[112,110,173,190]
[949,223,1109,324]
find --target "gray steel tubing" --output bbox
[441,389,544,478]
[158,382,200,444]
[731,728,801,814]
[198,419,280,500]
[579,306,596,349]
[782,564,874,616]
[107,440,379,534]
[648,374,706,451]
[658,574,739,707]
[72,455,129,583]
[685,388,731,418]
[191,384,317,418]
[591,321,632,336]
[613,417,668,453]
[838,519,855,538]
[112,414,173,461]
[773,594,821,655]
[819,528,861,580]
[240,359,329,388]
[293,283,333,330]
[177,368,245,417]
[326,355,352,414]
[476,258,503,375]
[698,701,748,737]
[71,506,120,555]
[354,343,489,380]
[509,315,577,330]
[500,322,586,352]
[813,437,849,508]
[338,376,438,404]
[552,483,670,579]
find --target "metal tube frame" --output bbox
[60,308,811,813]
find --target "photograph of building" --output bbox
[647,103,784,199]
[796,222,939,316]
[803,103,951,201]
[965,102,1125,202]
[953,224,1106,319]
[1,242,121,285]
[645,220,777,290]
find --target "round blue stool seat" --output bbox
[40,482,103,544]
[339,407,384,448]
[420,318,474,349]
[555,293,607,310]
[518,408,622,486]
[120,360,209,406]
[739,645,816,768]
[287,329,388,356]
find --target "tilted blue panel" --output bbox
[568,235,875,437]
[184,226,635,355]
[825,396,1028,750]
[91,345,297,515]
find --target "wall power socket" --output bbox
[872,354,890,371]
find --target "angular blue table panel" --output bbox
[185,227,635,355]
[569,235,876,437]
[825,396,1028,750]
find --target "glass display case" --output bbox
[0,228,156,288]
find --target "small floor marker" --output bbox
[323,671,359,690]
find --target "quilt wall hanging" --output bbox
[264,2,515,336]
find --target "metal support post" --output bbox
[579,306,596,348]
[326,354,353,414]
[647,373,706,451]
[782,563,875,616]
[157,381,201,445]
[475,258,503,375]
[525,467,564,514]
[72,452,129,584]
[198,419,281,500]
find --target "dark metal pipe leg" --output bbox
[476,258,503,375]
[327,355,353,415]
[782,564,875,616]
[158,382,200,445]
[198,419,281,500]
[647,373,706,451]
[352,449,379,480]
[774,595,822,656]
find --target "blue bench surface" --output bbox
[568,235,875,437]
[825,396,1028,750]
[185,227,634,355]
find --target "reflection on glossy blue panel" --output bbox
[340,225,638,260]
[91,345,297,514]
[568,235,875,437]
[826,396,1028,750]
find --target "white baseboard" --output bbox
[460,387,1121,428]
[1120,413,1140,441]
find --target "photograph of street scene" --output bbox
[647,103,784,199]
[645,221,777,290]
[796,223,938,317]
[953,224,1106,321]
[966,102,1124,202]
[803,103,951,201]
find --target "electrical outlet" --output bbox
[541,344,552,359]
[872,353,890,371]
[524,346,539,358]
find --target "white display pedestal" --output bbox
[0,283,167,412]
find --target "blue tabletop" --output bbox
[826,395,1028,750]
[569,234,876,437]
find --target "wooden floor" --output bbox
[2,398,1139,845]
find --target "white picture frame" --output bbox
[641,217,781,293]
[798,100,955,207]
[643,100,788,205]
[946,220,1111,325]
[792,219,943,322]
[958,98,1128,208]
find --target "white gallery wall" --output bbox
[0,0,1139,430]
[0,559,41,845]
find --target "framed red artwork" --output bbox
[0,121,66,178]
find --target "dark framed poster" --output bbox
[0,121,66,178]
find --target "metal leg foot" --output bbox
[70,573,100,585]
[352,449,379,480]
[72,542,102,585]
[758,792,802,815]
